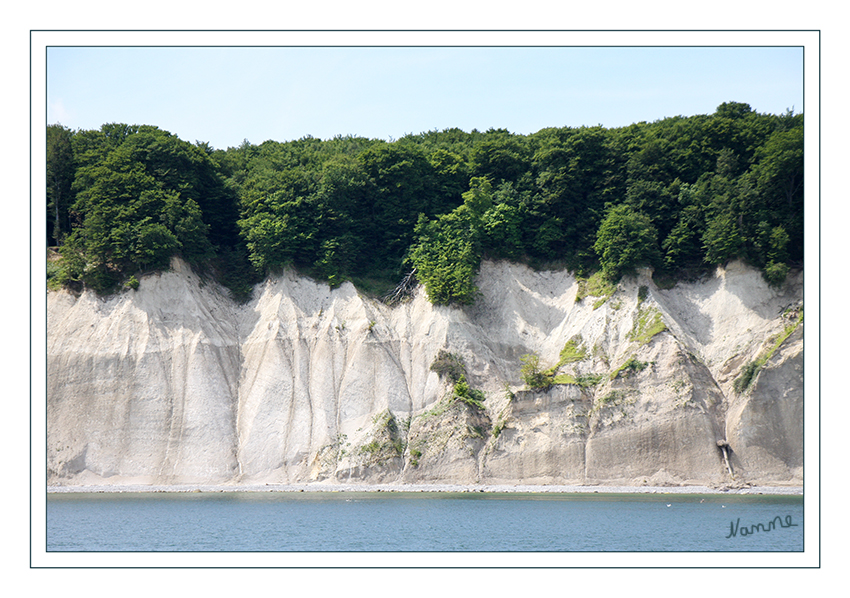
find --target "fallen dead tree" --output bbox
[383,268,418,305]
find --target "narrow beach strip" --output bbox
[47,483,803,495]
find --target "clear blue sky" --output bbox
[46,45,803,150]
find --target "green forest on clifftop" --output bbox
[46,101,803,303]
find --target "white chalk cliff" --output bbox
[47,258,803,487]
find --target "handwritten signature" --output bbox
[726,515,799,538]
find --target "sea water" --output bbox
[46,492,803,552]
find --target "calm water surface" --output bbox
[46,492,803,552]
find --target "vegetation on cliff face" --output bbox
[430,351,487,410]
[47,102,803,299]
[734,305,803,394]
[358,410,405,465]
[629,306,668,346]
[519,338,604,391]
[519,304,670,392]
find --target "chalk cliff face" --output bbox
[47,258,804,487]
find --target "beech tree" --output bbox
[59,125,215,292]
[702,212,743,266]
[47,124,75,245]
[409,178,492,305]
[594,205,661,278]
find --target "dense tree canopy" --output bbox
[47,124,75,245]
[47,103,804,300]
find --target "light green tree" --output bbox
[594,205,661,278]
[409,178,493,305]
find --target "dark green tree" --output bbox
[749,126,804,261]
[239,191,321,271]
[62,164,212,291]
[532,126,617,263]
[117,127,239,249]
[359,143,439,270]
[702,211,743,266]
[46,124,75,245]
[661,183,706,270]
[471,129,531,185]
[427,147,469,215]
[476,180,533,261]
[714,101,754,120]
[623,178,681,243]
[59,126,216,292]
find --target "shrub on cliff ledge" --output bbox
[430,350,466,384]
[430,350,486,410]
[520,353,553,391]
[452,378,486,410]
